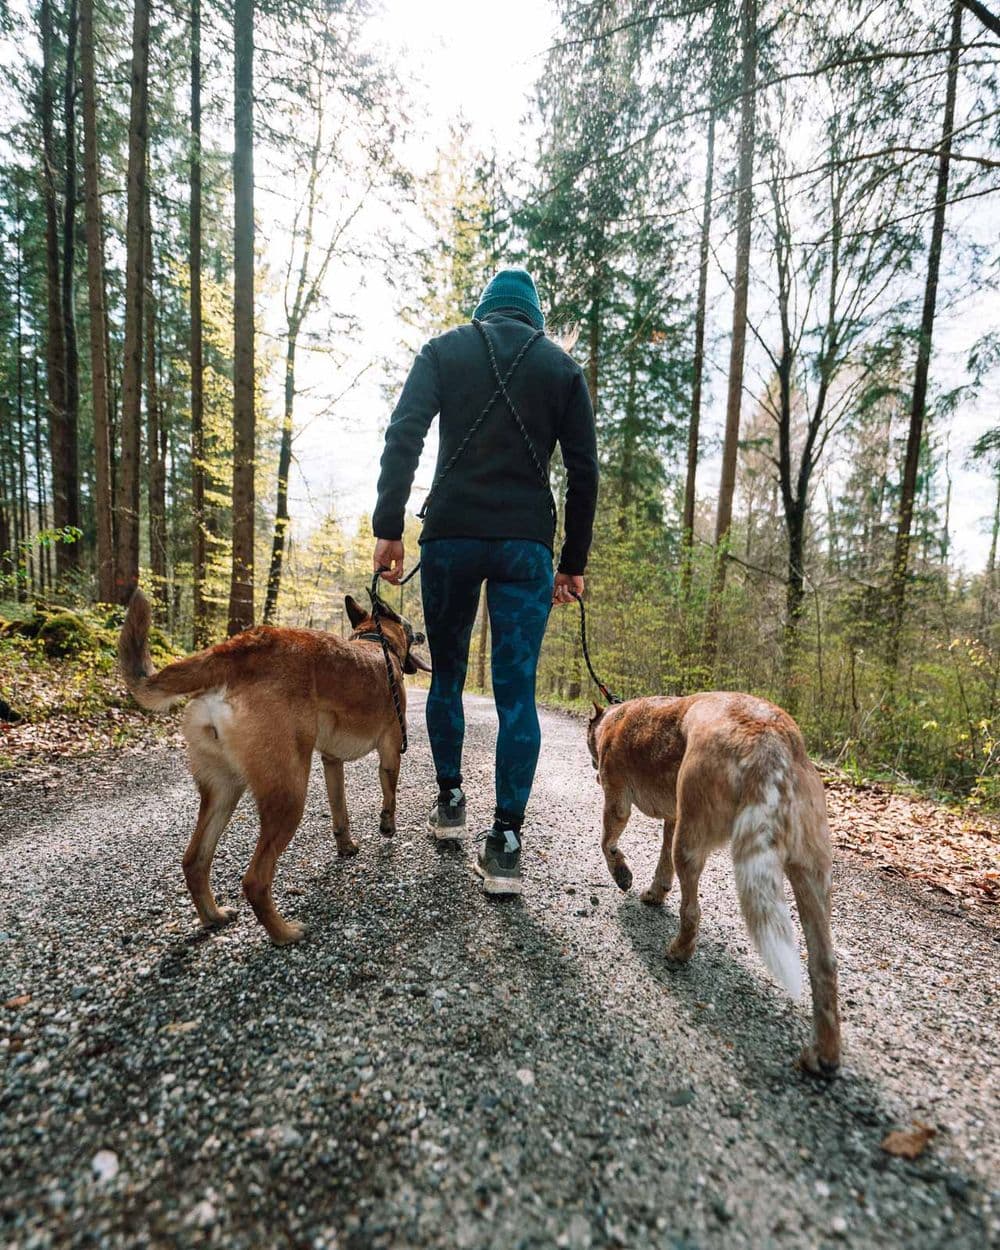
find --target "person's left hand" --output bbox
[552,572,584,605]
[373,539,405,584]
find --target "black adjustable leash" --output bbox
[368,569,409,753]
[570,590,622,706]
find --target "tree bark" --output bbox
[80,0,114,602]
[228,0,256,635]
[144,184,167,615]
[14,183,32,599]
[190,0,209,644]
[586,282,600,418]
[703,0,757,665]
[60,0,81,570]
[681,46,719,595]
[114,0,149,603]
[888,1,961,666]
[32,359,50,594]
[40,0,70,580]
[477,588,489,691]
[263,334,295,622]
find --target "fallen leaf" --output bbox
[3,994,31,1009]
[162,1019,200,1035]
[881,1122,937,1159]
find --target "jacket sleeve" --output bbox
[556,369,599,575]
[372,341,441,540]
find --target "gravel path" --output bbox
[2,690,998,1250]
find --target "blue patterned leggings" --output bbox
[420,538,554,827]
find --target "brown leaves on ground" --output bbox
[821,768,1000,927]
[880,1122,937,1159]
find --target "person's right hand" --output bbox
[553,572,584,605]
[373,538,405,584]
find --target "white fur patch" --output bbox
[732,812,802,1000]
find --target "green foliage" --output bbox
[538,494,1000,805]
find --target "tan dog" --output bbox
[118,589,429,945]
[588,693,840,1077]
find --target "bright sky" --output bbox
[278,0,558,540]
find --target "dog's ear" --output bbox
[590,701,606,721]
[373,597,401,624]
[345,595,367,629]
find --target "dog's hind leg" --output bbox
[641,819,675,906]
[601,793,633,891]
[786,851,840,1078]
[666,821,709,964]
[243,770,309,946]
[377,739,400,838]
[322,756,357,858]
[183,776,245,929]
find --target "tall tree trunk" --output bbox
[190,0,209,644]
[703,0,757,666]
[263,331,295,623]
[32,359,50,595]
[477,588,489,692]
[228,0,255,635]
[114,0,149,603]
[60,0,81,570]
[40,0,70,581]
[80,0,114,602]
[681,103,717,595]
[888,0,961,667]
[784,506,806,709]
[144,184,167,615]
[14,184,32,599]
[586,281,600,418]
[982,469,1000,631]
[619,344,637,527]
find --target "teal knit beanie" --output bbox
[473,267,544,330]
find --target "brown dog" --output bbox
[588,693,840,1077]
[118,589,429,945]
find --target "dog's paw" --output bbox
[613,862,633,892]
[640,887,665,907]
[271,921,306,947]
[797,1044,840,1081]
[336,840,360,858]
[204,907,238,929]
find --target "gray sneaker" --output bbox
[428,787,466,840]
[474,825,523,896]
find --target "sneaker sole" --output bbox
[428,820,465,841]
[473,860,523,895]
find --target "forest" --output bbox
[1,0,999,803]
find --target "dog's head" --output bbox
[345,593,431,675]
[586,701,605,770]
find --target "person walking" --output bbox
[372,267,598,895]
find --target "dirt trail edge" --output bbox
[2,691,998,1250]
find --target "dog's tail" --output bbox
[731,739,802,1000]
[118,589,220,711]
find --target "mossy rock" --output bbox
[36,611,96,658]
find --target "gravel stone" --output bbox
[0,690,997,1249]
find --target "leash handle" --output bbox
[570,590,622,706]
